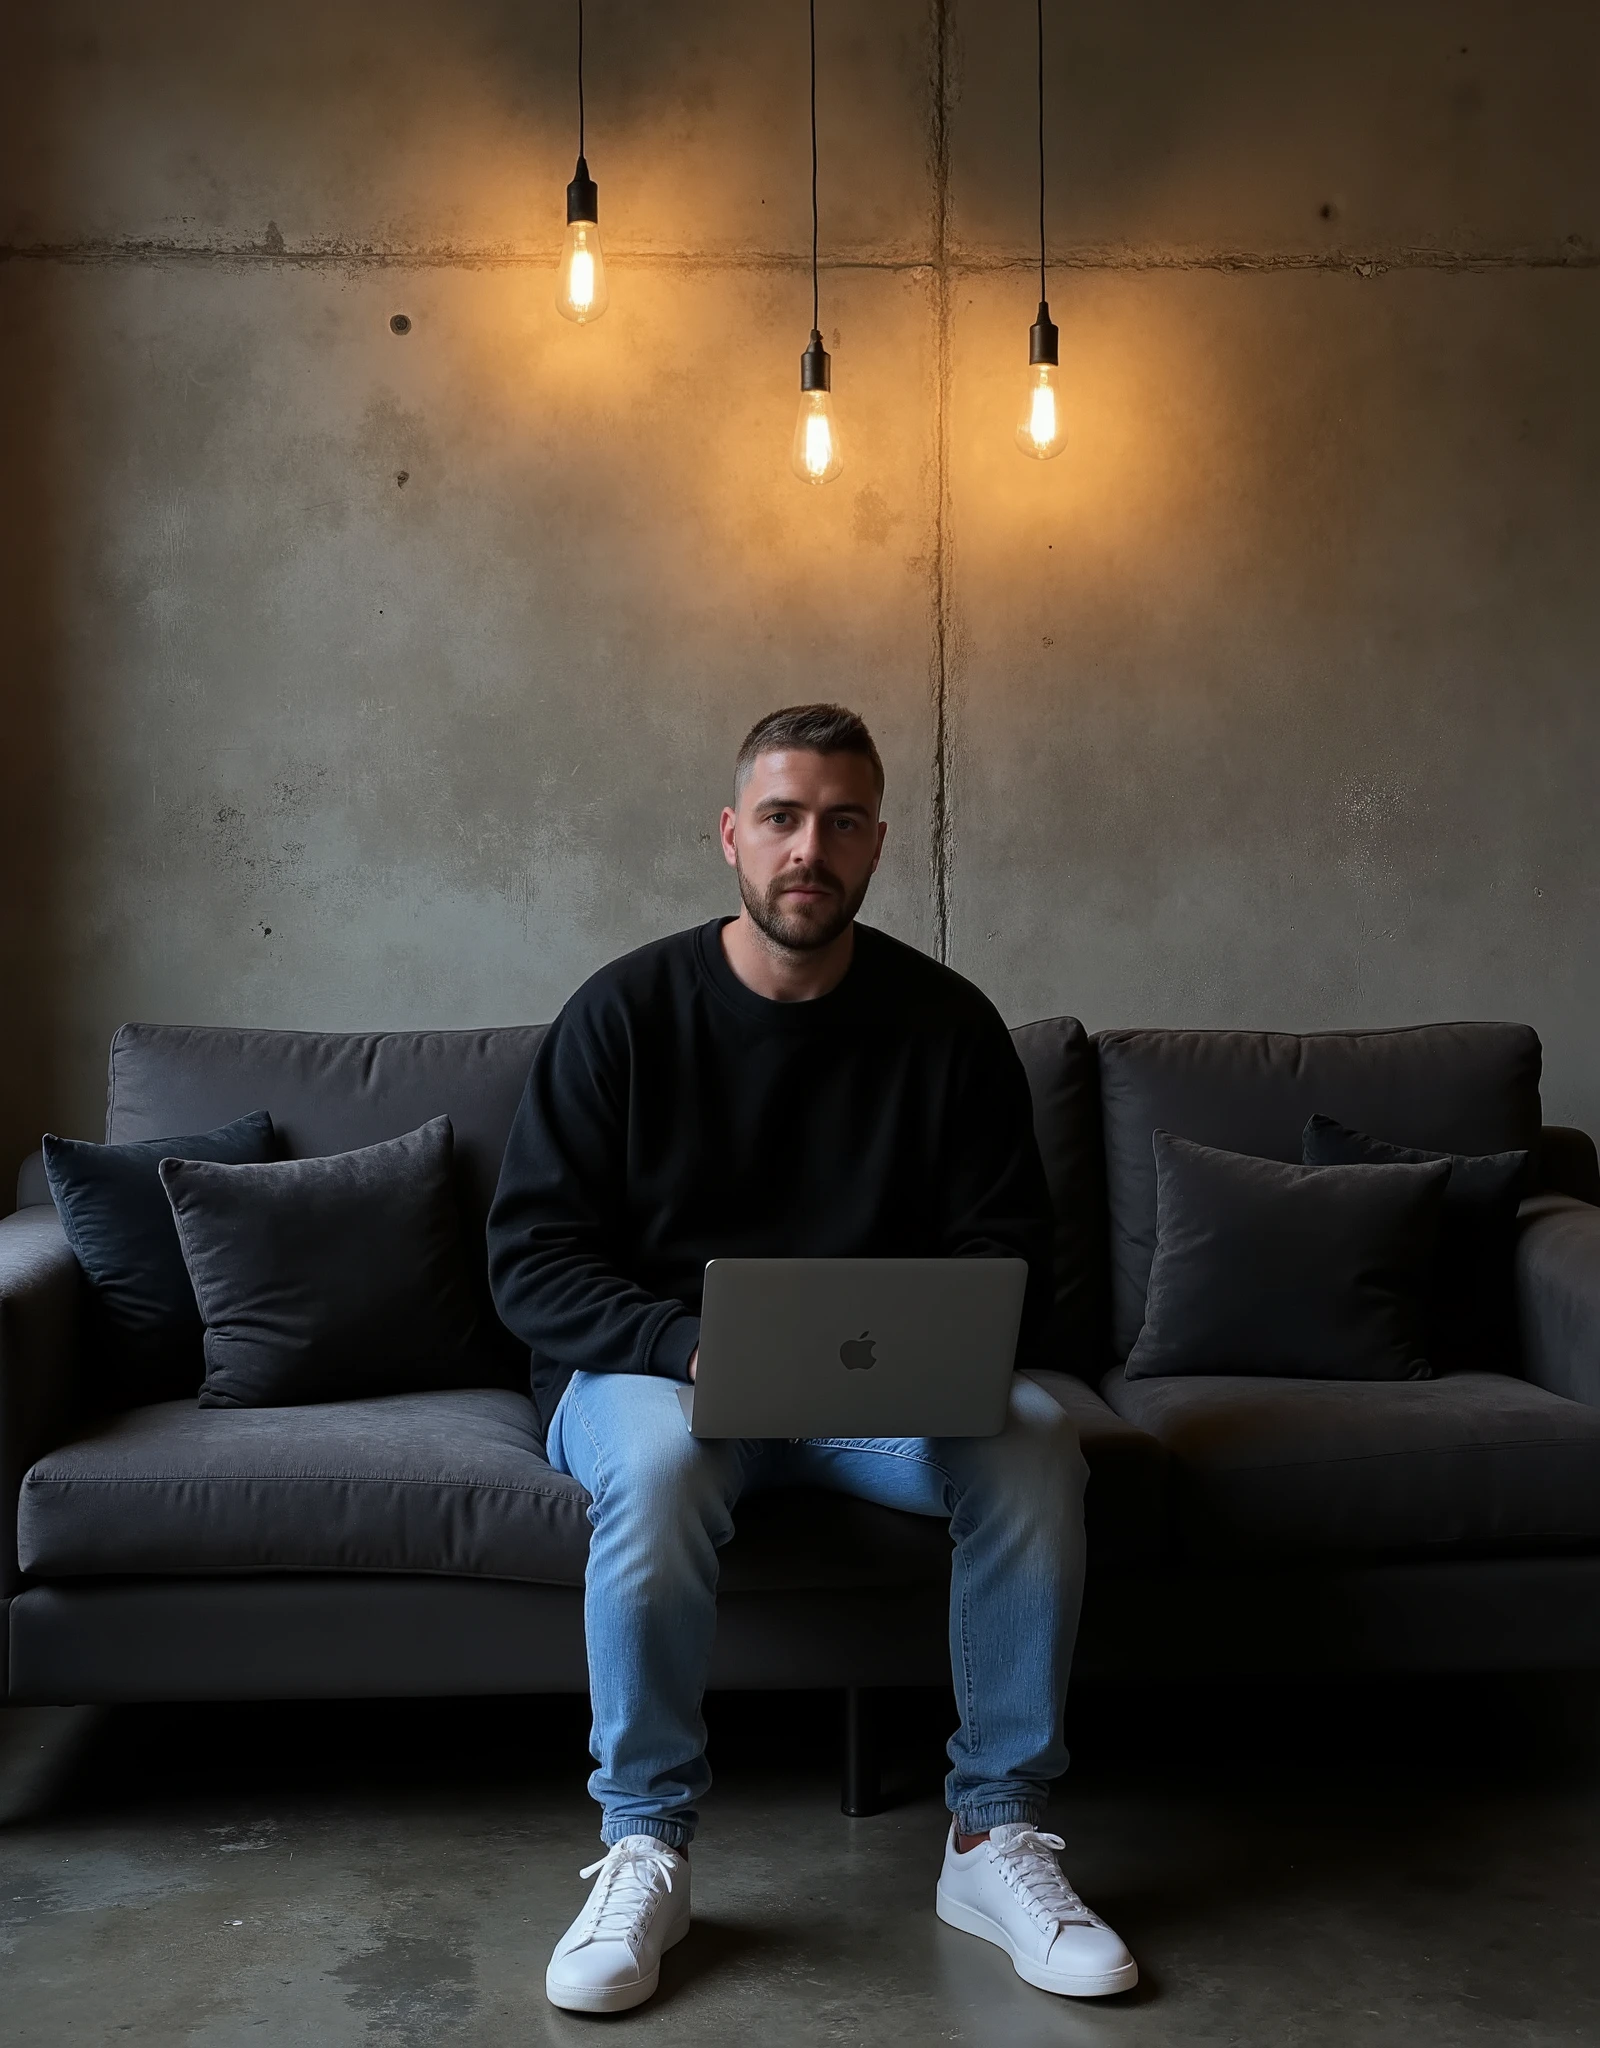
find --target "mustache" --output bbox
[770,866,843,896]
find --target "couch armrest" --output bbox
[1534,1126,1600,1206]
[1516,1194,1600,1407]
[15,1147,52,1211]
[0,1211,86,1595]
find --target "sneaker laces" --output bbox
[986,1826,1096,1931]
[572,1838,680,1950]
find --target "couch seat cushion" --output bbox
[1023,1370,1167,1566]
[19,1391,593,1585]
[20,1374,1165,1588]
[1101,1365,1600,1563]
[13,1391,973,1592]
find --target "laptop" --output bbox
[678,1256,1029,1440]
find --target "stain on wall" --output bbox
[1,0,1598,1184]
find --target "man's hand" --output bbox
[688,1348,698,1382]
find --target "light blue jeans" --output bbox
[545,1369,1089,1849]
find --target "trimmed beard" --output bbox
[736,859,870,953]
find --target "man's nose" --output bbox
[791,823,826,866]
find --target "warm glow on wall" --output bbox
[541,0,1075,477]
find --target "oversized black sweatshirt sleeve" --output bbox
[487,1000,702,1398]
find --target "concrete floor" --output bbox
[2,1678,1598,2045]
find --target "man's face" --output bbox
[720,749,887,953]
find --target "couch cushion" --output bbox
[104,1023,548,1250]
[1010,1019,1110,1374]
[42,1110,281,1406]
[104,1024,550,1381]
[20,1375,1162,1585]
[9,1391,962,1591]
[1301,1113,1530,1374]
[19,1390,592,1584]
[1097,1023,1543,1359]
[1125,1135,1449,1383]
[1101,1363,1600,1563]
[163,1120,483,1409]
[1024,1369,1167,1567]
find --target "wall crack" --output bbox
[927,0,955,967]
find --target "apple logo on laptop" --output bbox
[839,1330,877,1371]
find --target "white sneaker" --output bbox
[936,1822,1138,1998]
[545,1835,691,2013]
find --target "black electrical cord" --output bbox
[1037,0,1046,302]
[810,0,820,333]
[578,0,586,159]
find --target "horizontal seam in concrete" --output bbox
[3,240,1598,275]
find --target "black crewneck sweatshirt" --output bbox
[487,918,1054,1429]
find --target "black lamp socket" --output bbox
[566,155,599,225]
[1029,301,1060,367]
[800,329,832,392]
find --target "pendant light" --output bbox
[791,0,843,483]
[1017,0,1065,459]
[556,0,608,322]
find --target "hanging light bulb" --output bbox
[1016,0,1066,460]
[555,2,608,323]
[792,330,844,483]
[791,0,843,484]
[557,166,607,323]
[1017,304,1065,460]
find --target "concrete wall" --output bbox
[3,0,1599,1183]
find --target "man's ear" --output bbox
[870,817,887,874]
[719,805,738,868]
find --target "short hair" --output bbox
[733,703,885,801]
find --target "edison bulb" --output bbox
[557,221,608,323]
[791,391,844,484]
[1016,362,1065,459]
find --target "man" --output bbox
[488,703,1137,2013]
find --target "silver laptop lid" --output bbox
[687,1256,1027,1439]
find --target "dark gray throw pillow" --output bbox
[42,1111,279,1404]
[160,1117,481,1408]
[1124,1130,1451,1382]
[1301,1114,1529,1373]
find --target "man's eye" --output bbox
[834,817,856,831]
[767,811,791,826]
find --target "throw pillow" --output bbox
[1302,1113,1529,1371]
[42,1111,279,1404]
[160,1116,481,1408]
[1124,1130,1450,1382]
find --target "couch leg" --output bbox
[841,1685,882,1817]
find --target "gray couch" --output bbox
[5,1016,1600,1800]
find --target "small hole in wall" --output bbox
[1319,202,1337,221]
[396,470,410,488]
[390,313,412,335]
